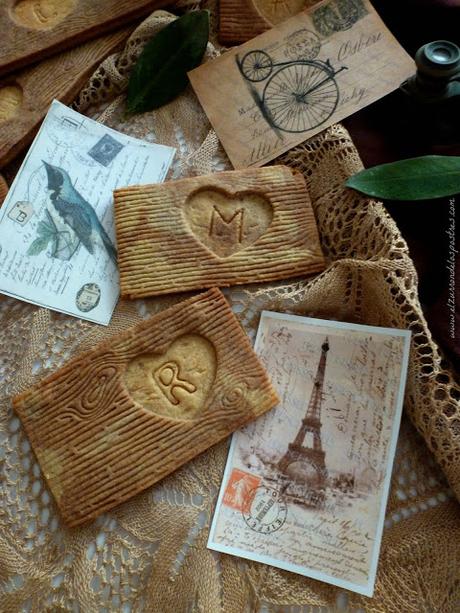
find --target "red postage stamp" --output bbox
[223,469,261,512]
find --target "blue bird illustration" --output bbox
[43,161,117,264]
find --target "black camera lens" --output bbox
[429,45,455,63]
[415,40,460,79]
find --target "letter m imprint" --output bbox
[209,206,244,243]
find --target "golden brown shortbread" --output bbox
[219,0,307,45]
[0,0,170,76]
[114,165,325,298]
[13,289,279,527]
[0,28,131,167]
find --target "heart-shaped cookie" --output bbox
[183,188,273,257]
[123,334,217,420]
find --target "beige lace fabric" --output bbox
[1,6,459,612]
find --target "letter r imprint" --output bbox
[154,361,197,405]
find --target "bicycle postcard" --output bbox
[189,0,414,169]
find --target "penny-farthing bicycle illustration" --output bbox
[236,33,347,134]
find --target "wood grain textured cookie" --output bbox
[0,0,169,77]
[114,165,325,299]
[0,27,131,167]
[13,289,279,527]
[219,0,308,44]
[0,174,8,205]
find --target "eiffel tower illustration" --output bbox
[278,338,329,504]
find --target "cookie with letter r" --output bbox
[13,289,279,527]
[114,165,325,298]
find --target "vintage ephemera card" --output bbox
[189,0,415,168]
[208,311,411,596]
[0,100,175,325]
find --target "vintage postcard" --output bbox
[189,0,414,168]
[0,100,175,325]
[208,311,411,596]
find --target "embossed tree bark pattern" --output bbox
[0,28,131,167]
[0,0,170,76]
[13,288,279,526]
[114,165,325,298]
[219,0,308,44]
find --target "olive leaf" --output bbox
[27,235,51,256]
[346,155,460,200]
[126,10,209,115]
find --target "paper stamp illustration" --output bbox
[76,283,101,312]
[8,200,34,226]
[223,469,261,511]
[88,134,124,167]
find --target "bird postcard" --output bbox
[0,100,175,325]
[208,311,411,597]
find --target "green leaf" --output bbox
[126,10,209,115]
[345,155,460,200]
[27,235,51,256]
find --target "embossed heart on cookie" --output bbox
[123,334,217,420]
[12,0,77,30]
[183,188,273,257]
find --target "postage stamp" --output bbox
[223,469,261,512]
[88,134,124,167]
[312,0,368,38]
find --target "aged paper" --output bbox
[208,312,411,596]
[189,0,414,168]
[0,100,175,325]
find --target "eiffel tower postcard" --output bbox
[208,311,411,597]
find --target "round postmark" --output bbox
[242,485,287,534]
[285,29,321,61]
[71,148,98,168]
[76,283,101,313]
[44,112,90,150]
